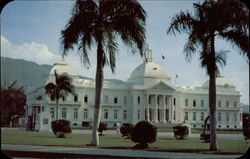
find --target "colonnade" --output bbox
[145,94,174,123]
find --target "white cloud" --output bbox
[1,36,60,65]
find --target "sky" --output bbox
[1,0,249,104]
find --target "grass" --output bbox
[1,131,249,155]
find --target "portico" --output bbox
[145,81,175,124]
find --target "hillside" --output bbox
[1,57,52,91]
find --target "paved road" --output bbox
[2,144,244,159]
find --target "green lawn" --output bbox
[1,131,248,155]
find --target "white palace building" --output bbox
[26,49,243,131]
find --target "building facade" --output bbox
[26,49,243,130]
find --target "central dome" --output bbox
[128,61,168,80]
[127,48,171,86]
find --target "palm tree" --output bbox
[167,0,248,151]
[44,70,75,120]
[60,0,146,146]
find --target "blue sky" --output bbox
[1,0,249,104]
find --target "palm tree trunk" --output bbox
[209,35,218,151]
[56,100,59,120]
[91,41,104,146]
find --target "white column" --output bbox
[146,94,150,121]
[155,95,158,123]
[168,96,172,122]
[163,95,166,123]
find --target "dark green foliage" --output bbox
[120,123,134,138]
[173,125,189,139]
[98,122,107,136]
[242,113,250,140]
[51,120,71,138]
[1,81,26,127]
[131,121,157,148]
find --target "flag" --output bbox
[162,55,165,60]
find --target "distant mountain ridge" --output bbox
[0,57,93,93]
[1,57,52,92]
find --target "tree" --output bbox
[167,0,249,151]
[1,81,26,127]
[60,0,146,146]
[44,70,75,120]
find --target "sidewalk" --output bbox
[2,144,243,159]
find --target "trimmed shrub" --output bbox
[51,119,71,138]
[131,120,157,148]
[120,123,134,138]
[173,124,189,139]
[98,122,107,136]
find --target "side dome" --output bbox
[202,76,235,88]
[49,61,78,76]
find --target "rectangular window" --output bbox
[114,97,118,104]
[218,112,221,121]
[104,109,108,119]
[43,118,48,125]
[84,96,88,103]
[74,108,78,120]
[174,111,176,120]
[123,110,127,120]
[137,96,140,104]
[50,107,55,118]
[62,96,66,101]
[137,110,140,120]
[218,100,221,107]
[226,101,229,107]
[201,112,204,121]
[42,106,44,112]
[114,110,118,119]
[226,113,230,122]
[193,100,196,107]
[234,113,237,122]
[184,112,188,121]
[201,100,204,107]
[74,95,78,102]
[193,112,196,121]
[104,95,108,104]
[173,98,176,106]
[51,95,55,101]
[123,96,127,105]
[234,101,237,108]
[62,108,67,119]
[83,109,88,119]
[185,99,188,107]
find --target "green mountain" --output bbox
[1,57,52,92]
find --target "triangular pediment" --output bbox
[149,81,175,91]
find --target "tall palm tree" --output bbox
[45,70,75,120]
[60,0,146,146]
[167,0,248,151]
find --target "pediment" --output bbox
[149,81,175,91]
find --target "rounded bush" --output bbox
[131,121,157,148]
[173,124,189,139]
[98,122,107,136]
[120,123,134,138]
[51,119,71,138]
